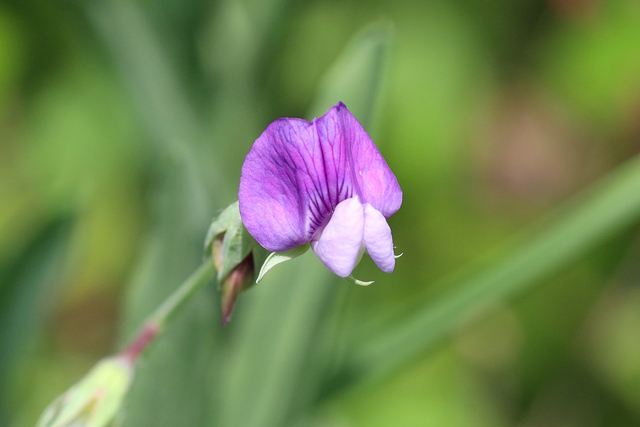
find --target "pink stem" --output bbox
[120,322,160,363]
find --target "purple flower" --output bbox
[239,102,402,278]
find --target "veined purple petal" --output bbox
[316,104,403,218]
[310,197,364,277]
[363,203,395,273]
[239,117,320,251]
[239,102,402,252]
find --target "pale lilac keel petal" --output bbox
[311,197,364,277]
[363,204,395,273]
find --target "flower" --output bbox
[239,102,402,278]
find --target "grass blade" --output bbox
[349,153,640,380]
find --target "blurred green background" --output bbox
[1,0,640,426]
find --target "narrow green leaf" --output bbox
[85,0,231,202]
[306,22,392,132]
[256,244,310,283]
[218,257,336,427]
[85,3,222,426]
[114,164,217,427]
[0,217,73,424]
[348,153,640,380]
[85,1,200,150]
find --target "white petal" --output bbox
[311,197,364,277]
[363,204,395,273]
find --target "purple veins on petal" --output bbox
[238,102,402,275]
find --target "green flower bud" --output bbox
[37,356,133,427]
[204,201,266,325]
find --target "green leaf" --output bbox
[218,257,337,427]
[256,244,311,283]
[85,3,222,426]
[348,152,640,381]
[85,0,231,201]
[306,22,392,132]
[0,216,73,425]
[114,161,217,427]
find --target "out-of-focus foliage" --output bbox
[1,0,640,426]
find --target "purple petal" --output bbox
[316,103,403,218]
[310,197,364,277]
[363,204,395,273]
[239,102,401,252]
[239,117,324,251]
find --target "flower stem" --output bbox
[121,260,216,362]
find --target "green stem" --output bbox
[122,261,216,362]
[151,261,216,328]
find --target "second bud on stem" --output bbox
[205,202,263,325]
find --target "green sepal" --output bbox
[203,201,256,284]
[217,216,255,284]
[345,275,374,286]
[204,201,241,257]
[256,244,311,283]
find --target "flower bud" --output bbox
[37,356,133,427]
[220,252,255,326]
[204,201,265,324]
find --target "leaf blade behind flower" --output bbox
[307,22,392,134]
[348,152,640,381]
